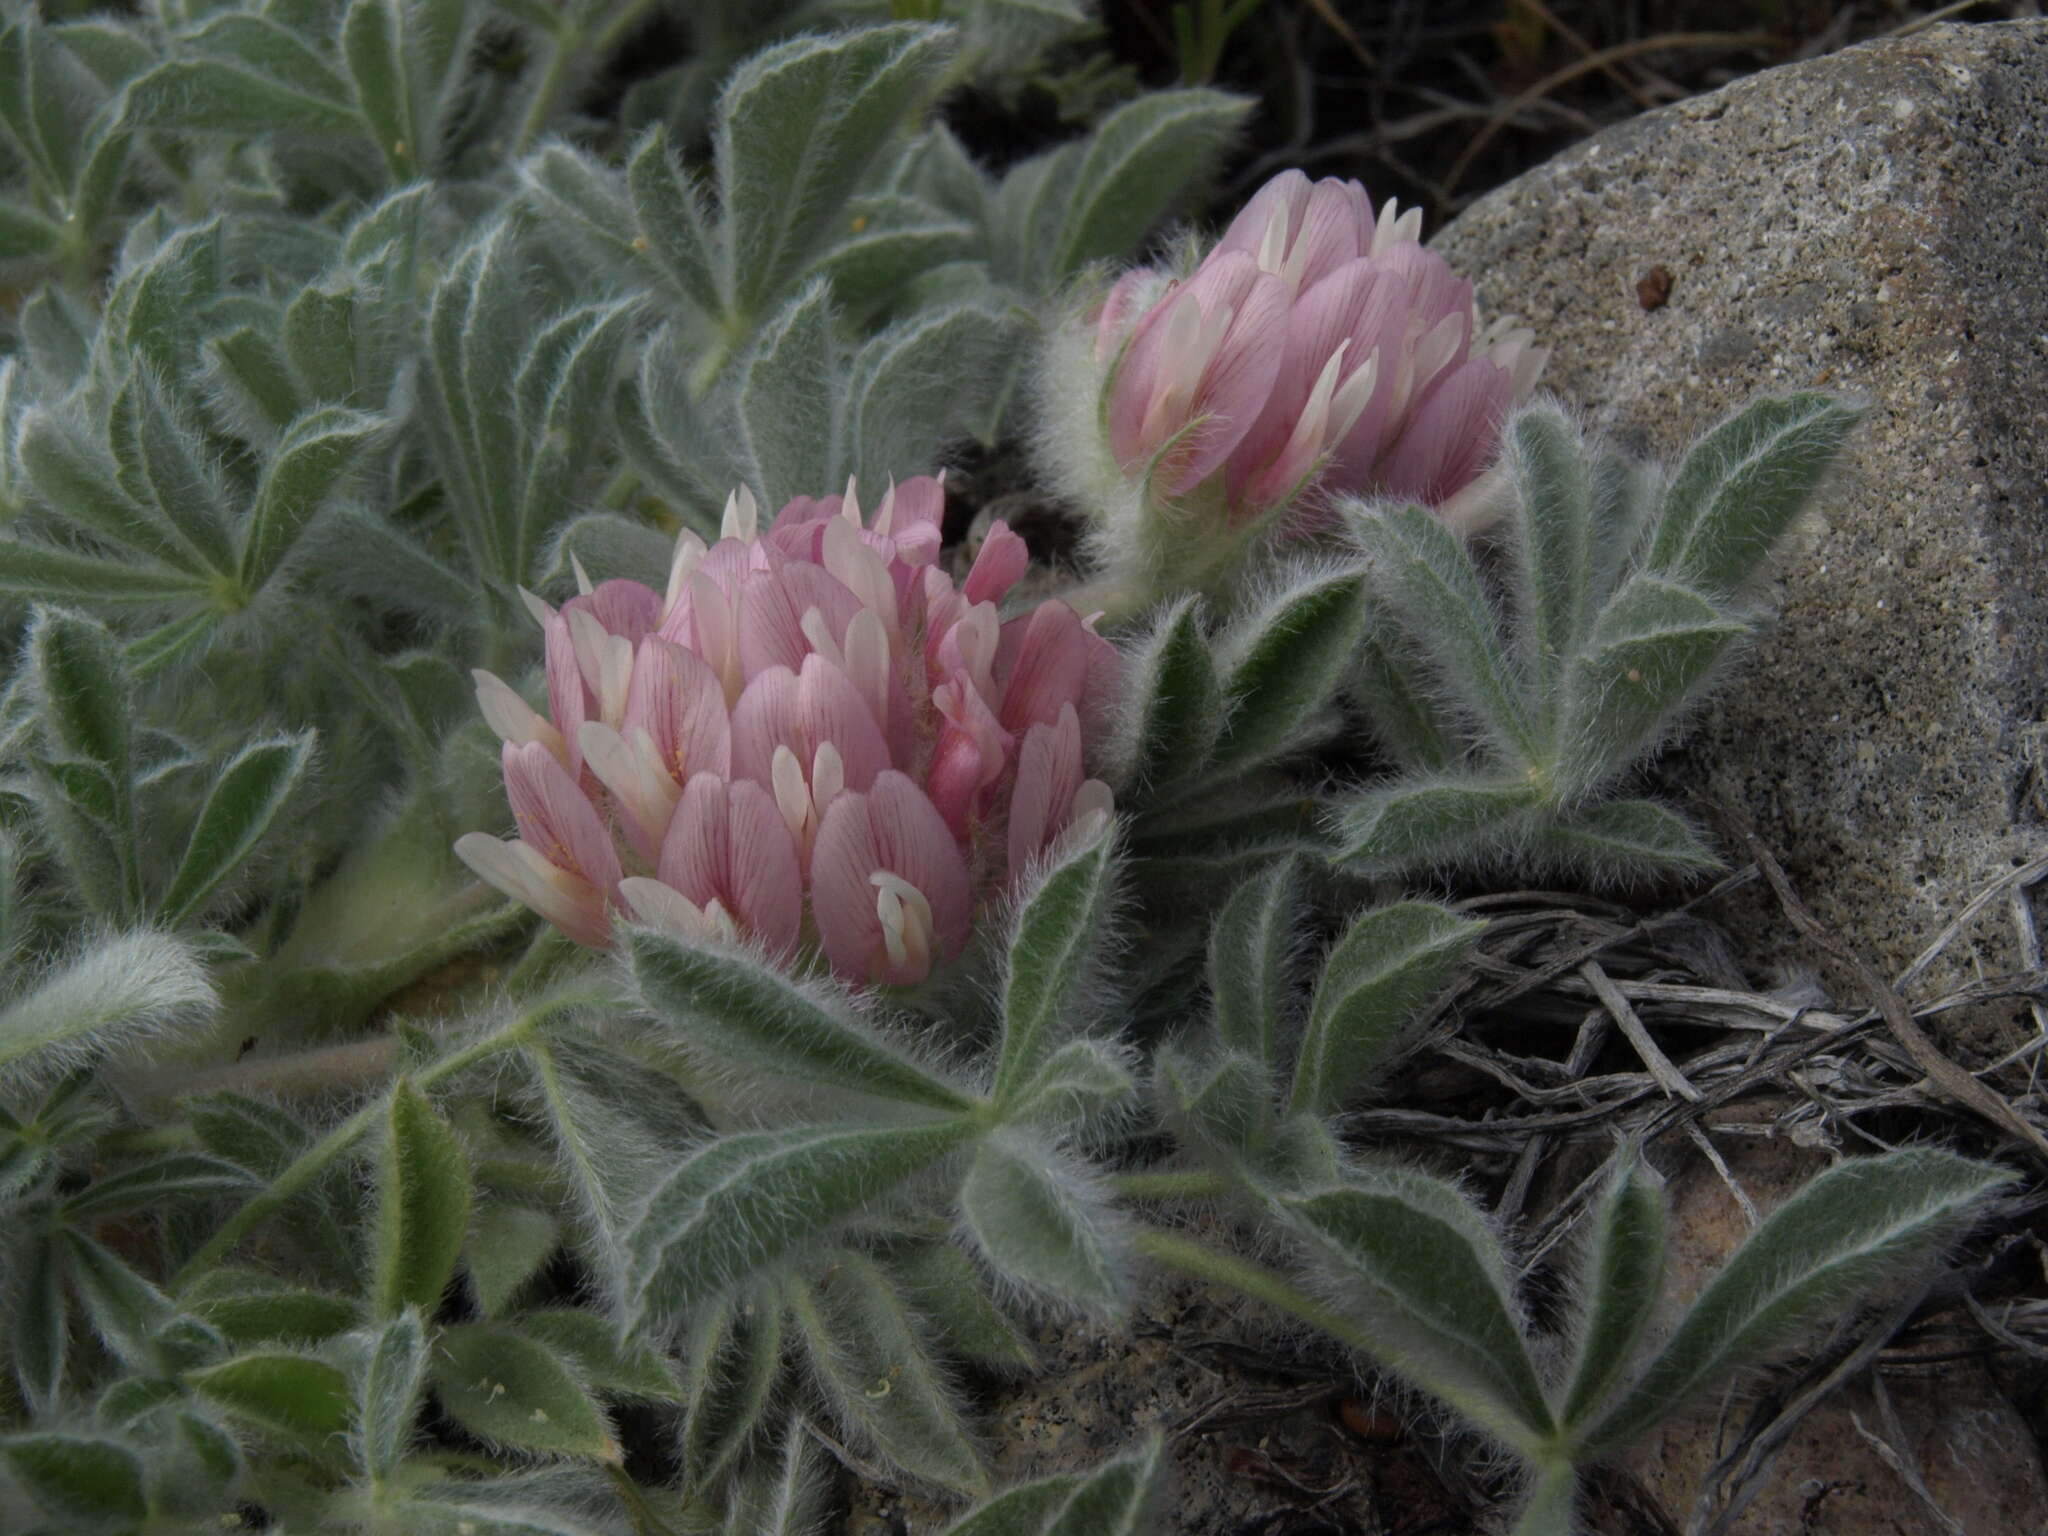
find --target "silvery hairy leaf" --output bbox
[0,1434,148,1530]
[628,927,977,1112]
[716,24,958,323]
[355,1308,429,1487]
[626,1120,974,1332]
[186,1350,354,1443]
[1646,392,1866,599]
[1209,562,1369,773]
[785,1248,986,1495]
[938,1434,1165,1535]
[372,1078,473,1319]
[1289,901,1481,1116]
[1276,1161,1553,1455]
[960,1130,1129,1315]
[0,930,214,1081]
[1558,1152,1666,1432]
[431,1320,617,1460]
[993,811,1118,1105]
[680,1284,783,1488]
[1206,854,1302,1067]
[126,13,361,137]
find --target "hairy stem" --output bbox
[172,988,604,1289]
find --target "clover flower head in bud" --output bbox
[1048,169,1549,593]
[458,474,1118,987]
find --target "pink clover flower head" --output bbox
[1094,170,1547,525]
[457,476,1117,987]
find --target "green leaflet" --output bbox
[1205,855,1302,1066]
[1210,563,1369,771]
[357,1309,429,1486]
[1289,901,1482,1115]
[680,1287,784,1488]
[626,1120,974,1331]
[628,927,975,1112]
[430,1321,616,1460]
[159,732,314,924]
[1031,88,1248,282]
[1581,1148,2013,1455]
[1,1434,148,1528]
[716,25,959,320]
[993,812,1117,1104]
[371,1079,473,1319]
[960,1132,1128,1315]
[938,1435,1165,1535]
[187,1351,353,1442]
[1557,1153,1665,1430]
[1647,392,1866,597]
[785,1250,985,1495]
[1277,1163,1554,1455]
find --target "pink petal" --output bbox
[502,740,621,895]
[1378,357,1514,507]
[730,657,890,794]
[811,771,972,984]
[623,636,731,784]
[1285,178,1371,290]
[571,579,661,642]
[543,613,590,777]
[1212,170,1310,267]
[1161,267,1291,495]
[456,833,613,949]
[963,520,1029,607]
[657,774,803,955]
[736,563,863,683]
[995,601,1093,736]
[1006,707,1083,880]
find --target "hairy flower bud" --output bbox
[1044,170,1548,600]
[458,477,1116,985]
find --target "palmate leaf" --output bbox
[626,1120,974,1332]
[1579,1148,2013,1455]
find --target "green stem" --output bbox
[1110,1168,1230,1202]
[514,26,582,155]
[171,989,601,1290]
[590,0,665,57]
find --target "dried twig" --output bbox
[1738,824,2048,1167]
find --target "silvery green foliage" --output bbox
[1335,394,1866,883]
[1136,865,2013,1533]
[0,5,1997,1534]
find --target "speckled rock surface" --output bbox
[1434,21,2048,1038]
